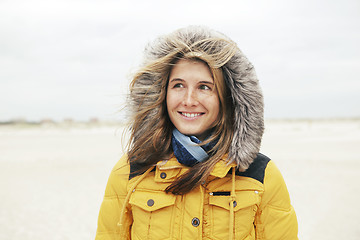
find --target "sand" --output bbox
[1,119,359,239]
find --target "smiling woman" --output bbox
[95,26,298,240]
[167,59,220,140]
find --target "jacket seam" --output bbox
[265,204,292,212]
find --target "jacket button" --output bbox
[232,201,237,208]
[147,199,154,207]
[192,217,200,227]
[160,172,167,179]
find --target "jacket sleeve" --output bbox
[95,155,132,240]
[255,160,298,240]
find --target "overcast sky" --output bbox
[1,0,359,121]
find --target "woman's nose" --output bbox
[183,89,198,106]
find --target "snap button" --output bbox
[254,190,259,194]
[160,172,167,179]
[147,199,154,207]
[232,201,237,208]
[192,217,200,227]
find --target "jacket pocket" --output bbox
[129,190,176,240]
[209,190,260,240]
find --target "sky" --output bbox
[1,0,359,122]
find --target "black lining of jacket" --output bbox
[129,162,155,180]
[233,153,271,184]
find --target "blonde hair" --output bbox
[128,27,241,194]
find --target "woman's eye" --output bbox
[173,83,184,88]
[199,85,211,90]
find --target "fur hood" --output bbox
[130,26,264,171]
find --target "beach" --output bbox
[1,119,359,239]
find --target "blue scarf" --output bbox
[171,129,216,167]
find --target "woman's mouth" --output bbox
[180,112,204,118]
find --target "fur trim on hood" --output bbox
[130,26,264,171]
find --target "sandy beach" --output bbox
[1,119,359,240]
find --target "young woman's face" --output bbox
[166,59,220,140]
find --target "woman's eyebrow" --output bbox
[199,81,214,85]
[169,78,185,83]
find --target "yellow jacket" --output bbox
[95,154,298,240]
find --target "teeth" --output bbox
[182,112,201,118]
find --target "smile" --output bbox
[180,112,203,118]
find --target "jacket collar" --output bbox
[155,156,236,182]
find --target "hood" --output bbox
[130,26,264,171]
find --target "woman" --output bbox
[95,26,298,240]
